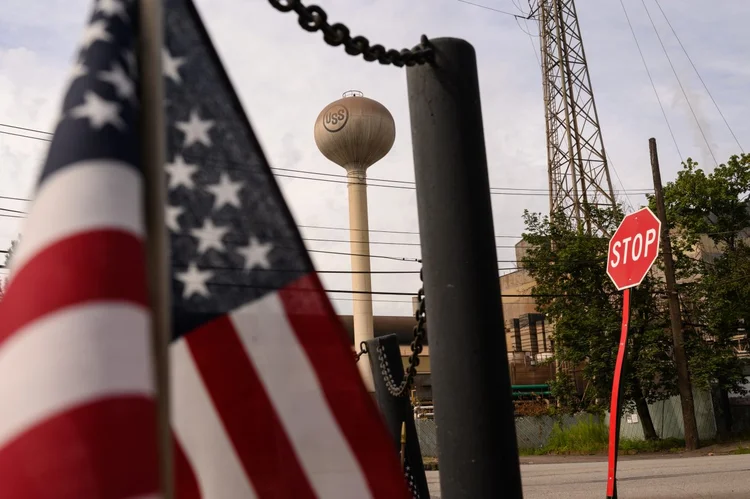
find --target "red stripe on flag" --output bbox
[174,433,202,499]
[0,230,148,348]
[279,273,410,499]
[186,316,317,498]
[0,396,159,499]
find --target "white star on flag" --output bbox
[165,205,184,232]
[162,47,186,84]
[80,20,112,50]
[236,237,273,270]
[69,61,88,83]
[98,62,136,102]
[96,0,129,22]
[69,91,125,129]
[176,262,213,299]
[206,172,243,210]
[191,219,229,255]
[166,155,198,189]
[176,109,214,147]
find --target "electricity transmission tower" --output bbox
[531,0,616,233]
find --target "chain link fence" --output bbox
[415,389,717,458]
[616,388,717,441]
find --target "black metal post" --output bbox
[406,37,523,498]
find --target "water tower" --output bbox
[314,91,396,391]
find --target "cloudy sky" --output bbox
[1,0,748,317]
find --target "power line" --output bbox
[640,0,718,166]
[298,223,521,239]
[305,247,420,262]
[652,0,744,154]
[0,129,50,142]
[0,123,655,195]
[456,0,529,18]
[0,206,28,215]
[0,212,24,219]
[0,123,52,135]
[617,0,683,161]
[0,194,31,203]
[0,208,524,243]
[301,236,521,250]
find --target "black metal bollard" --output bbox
[405,37,523,498]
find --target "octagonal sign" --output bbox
[606,207,662,291]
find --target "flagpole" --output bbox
[139,1,173,498]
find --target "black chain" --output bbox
[354,341,368,363]
[377,268,426,397]
[404,268,426,391]
[268,0,433,67]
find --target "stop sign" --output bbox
[606,207,662,290]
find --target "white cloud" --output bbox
[0,0,749,317]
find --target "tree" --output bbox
[656,154,750,437]
[0,237,19,299]
[521,207,675,440]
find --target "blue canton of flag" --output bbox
[0,0,160,497]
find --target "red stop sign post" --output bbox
[605,207,661,499]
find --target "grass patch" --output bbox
[730,446,750,455]
[519,416,686,455]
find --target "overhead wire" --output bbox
[0,209,526,246]
[298,223,521,239]
[456,0,529,18]
[301,236,521,250]
[639,0,718,166]
[617,0,683,162]
[652,0,743,154]
[0,124,654,196]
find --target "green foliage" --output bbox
[654,154,750,393]
[4,237,18,267]
[545,415,608,453]
[519,417,684,455]
[521,207,675,413]
[0,236,17,298]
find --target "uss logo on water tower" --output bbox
[323,105,349,133]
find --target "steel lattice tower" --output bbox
[534,0,616,233]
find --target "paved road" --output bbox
[426,454,750,498]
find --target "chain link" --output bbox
[378,268,426,397]
[354,341,368,363]
[268,0,433,67]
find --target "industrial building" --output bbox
[340,239,557,407]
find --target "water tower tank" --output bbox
[314,91,395,171]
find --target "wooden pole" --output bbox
[139,1,173,496]
[649,137,699,451]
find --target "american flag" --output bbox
[0,0,159,497]
[0,0,411,497]
[165,1,408,496]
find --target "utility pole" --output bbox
[649,137,699,451]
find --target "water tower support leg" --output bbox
[405,37,523,498]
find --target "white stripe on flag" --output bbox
[10,160,144,276]
[230,292,373,499]
[171,339,258,499]
[0,302,153,447]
